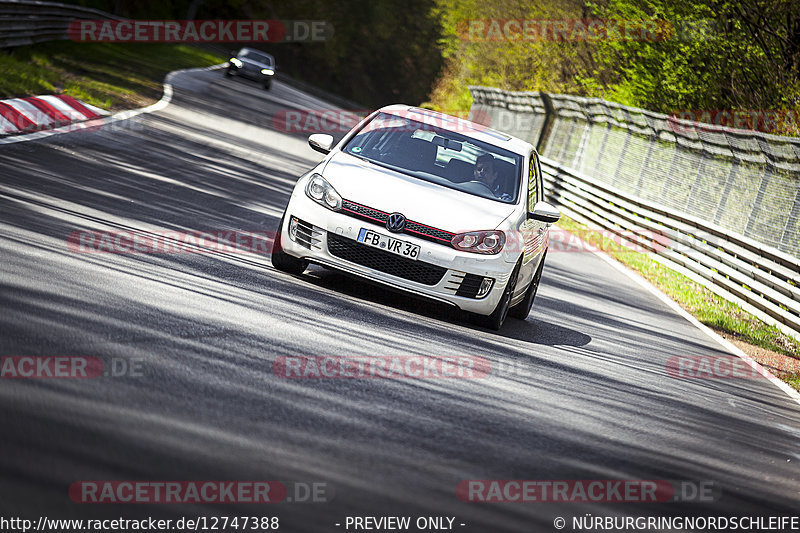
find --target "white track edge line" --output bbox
[588,246,800,406]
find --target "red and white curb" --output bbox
[0,95,108,136]
[0,64,225,145]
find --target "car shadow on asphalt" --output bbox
[299,266,592,347]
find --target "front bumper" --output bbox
[228,63,273,81]
[279,191,515,315]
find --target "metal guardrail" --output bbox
[542,157,800,338]
[469,86,800,339]
[0,0,120,48]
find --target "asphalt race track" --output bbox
[1,68,799,532]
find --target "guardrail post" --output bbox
[535,92,556,154]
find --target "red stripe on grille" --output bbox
[343,199,453,240]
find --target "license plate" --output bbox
[357,228,420,260]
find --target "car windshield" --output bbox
[239,49,273,66]
[343,112,522,203]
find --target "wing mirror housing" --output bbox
[308,134,334,155]
[528,201,561,224]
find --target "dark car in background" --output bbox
[226,47,276,90]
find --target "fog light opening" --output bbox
[288,216,299,241]
[477,277,494,298]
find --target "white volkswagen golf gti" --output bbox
[271,105,560,329]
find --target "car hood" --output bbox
[321,152,516,233]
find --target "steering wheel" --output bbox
[464,180,495,194]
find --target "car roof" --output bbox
[377,105,534,155]
[240,47,274,60]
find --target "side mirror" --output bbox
[528,201,561,224]
[308,134,334,154]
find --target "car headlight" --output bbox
[451,230,505,254]
[305,174,342,211]
[261,68,275,75]
[229,57,243,67]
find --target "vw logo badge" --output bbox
[386,212,406,233]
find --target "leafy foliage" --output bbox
[428,0,800,125]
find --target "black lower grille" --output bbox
[327,233,446,285]
[456,273,488,298]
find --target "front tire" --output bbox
[472,260,521,330]
[509,252,546,320]
[225,67,233,77]
[271,214,308,274]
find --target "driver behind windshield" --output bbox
[474,154,511,201]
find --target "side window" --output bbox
[527,152,539,212]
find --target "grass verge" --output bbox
[556,215,800,390]
[0,41,226,111]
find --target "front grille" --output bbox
[327,233,446,286]
[342,200,388,224]
[404,221,455,242]
[340,199,454,246]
